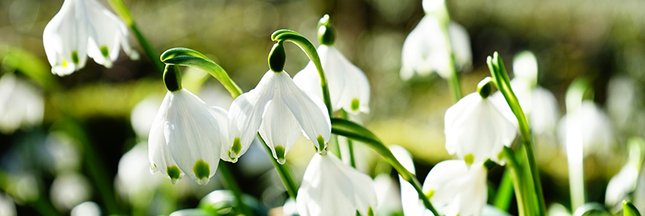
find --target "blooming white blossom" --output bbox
[0,192,16,216]
[400,16,472,80]
[605,162,639,208]
[296,154,377,216]
[557,101,614,156]
[422,160,488,216]
[293,45,370,114]
[390,145,427,216]
[373,174,402,213]
[71,201,101,216]
[131,96,161,139]
[50,173,92,211]
[148,89,227,185]
[227,70,331,164]
[0,74,43,134]
[43,0,139,76]
[116,142,161,203]
[499,80,559,136]
[445,92,517,164]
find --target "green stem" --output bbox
[30,197,61,216]
[494,170,514,212]
[107,0,164,73]
[502,147,531,216]
[217,162,255,216]
[258,134,299,199]
[447,69,462,102]
[340,110,356,168]
[487,52,546,215]
[330,118,439,216]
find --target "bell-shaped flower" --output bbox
[444,92,517,164]
[116,142,161,203]
[557,101,614,157]
[0,74,44,134]
[605,162,639,208]
[70,201,100,216]
[400,15,472,80]
[148,89,227,185]
[293,45,370,114]
[296,154,378,216]
[422,160,488,216]
[43,0,139,76]
[227,70,331,164]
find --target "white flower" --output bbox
[0,192,16,216]
[605,162,639,208]
[444,92,517,164]
[390,145,428,216]
[130,96,161,139]
[43,0,139,76]
[400,16,471,80]
[71,201,101,216]
[0,74,43,134]
[373,174,402,213]
[500,80,559,136]
[227,70,331,164]
[116,142,161,203]
[293,45,370,114]
[422,160,488,216]
[50,173,92,211]
[148,89,227,185]
[557,101,614,156]
[512,51,539,85]
[296,154,377,216]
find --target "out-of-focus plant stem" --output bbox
[258,135,299,199]
[217,162,255,216]
[107,0,164,73]
[502,147,532,216]
[339,109,356,168]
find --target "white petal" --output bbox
[165,90,222,185]
[227,71,275,161]
[529,87,559,135]
[512,51,538,84]
[326,46,371,114]
[258,93,301,164]
[275,71,331,152]
[148,92,182,182]
[84,0,131,68]
[207,106,233,162]
[297,154,377,216]
[0,74,44,134]
[43,0,88,76]
[400,16,452,80]
[390,145,428,216]
[422,160,487,216]
[448,22,472,72]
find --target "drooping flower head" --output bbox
[148,65,226,185]
[444,78,517,164]
[293,15,371,115]
[43,0,139,76]
[296,154,378,216]
[225,42,331,163]
[0,73,44,134]
[422,160,488,216]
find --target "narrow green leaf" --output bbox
[624,201,641,216]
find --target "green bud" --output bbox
[318,14,335,46]
[477,77,493,98]
[268,42,286,72]
[163,65,182,92]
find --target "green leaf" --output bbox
[624,201,641,216]
[330,118,382,145]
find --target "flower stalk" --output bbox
[487,52,546,215]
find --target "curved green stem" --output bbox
[331,118,440,216]
[258,134,299,199]
[340,109,356,168]
[487,52,546,215]
[502,147,531,216]
[160,48,243,98]
[493,170,514,212]
[107,0,164,73]
[217,162,255,216]
[271,30,333,117]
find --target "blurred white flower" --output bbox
[293,45,370,114]
[40,132,81,174]
[0,192,16,216]
[605,162,639,208]
[0,74,43,134]
[116,142,161,203]
[296,154,377,216]
[501,80,559,136]
[50,173,91,211]
[390,145,427,216]
[400,16,471,80]
[71,201,101,216]
[148,89,227,185]
[228,70,331,164]
[373,173,402,213]
[558,101,614,156]
[607,77,644,134]
[131,96,161,139]
[512,51,539,85]
[422,160,488,216]
[445,93,517,164]
[43,0,139,76]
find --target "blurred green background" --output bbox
[2,0,645,215]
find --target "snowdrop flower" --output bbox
[445,79,517,164]
[390,145,427,216]
[557,101,614,156]
[0,192,16,216]
[293,15,370,114]
[71,201,101,216]
[422,160,488,216]
[149,65,227,185]
[373,174,402,213]
[605,162,639,208]
[116,142,161,203]
[296,154,378,216]
[226,43,331,163]
[43,0,139,76]
[400,16,472,80]
[50,173,92,211]
[0,73,43,134]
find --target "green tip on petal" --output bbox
[232,137,242,155]
[62,59,68,67]
[464,153,474,165]
[100,46,109,58]
[351,98,360,111]
[193,160,210,183]
[71,51,79,64]
[425,189,435,199]
[268,42,286,72]
[275,145,286,164]
[316,135,326,153]
[166,165,181,183]
[367,207,374,216]
[477,77,493,98]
